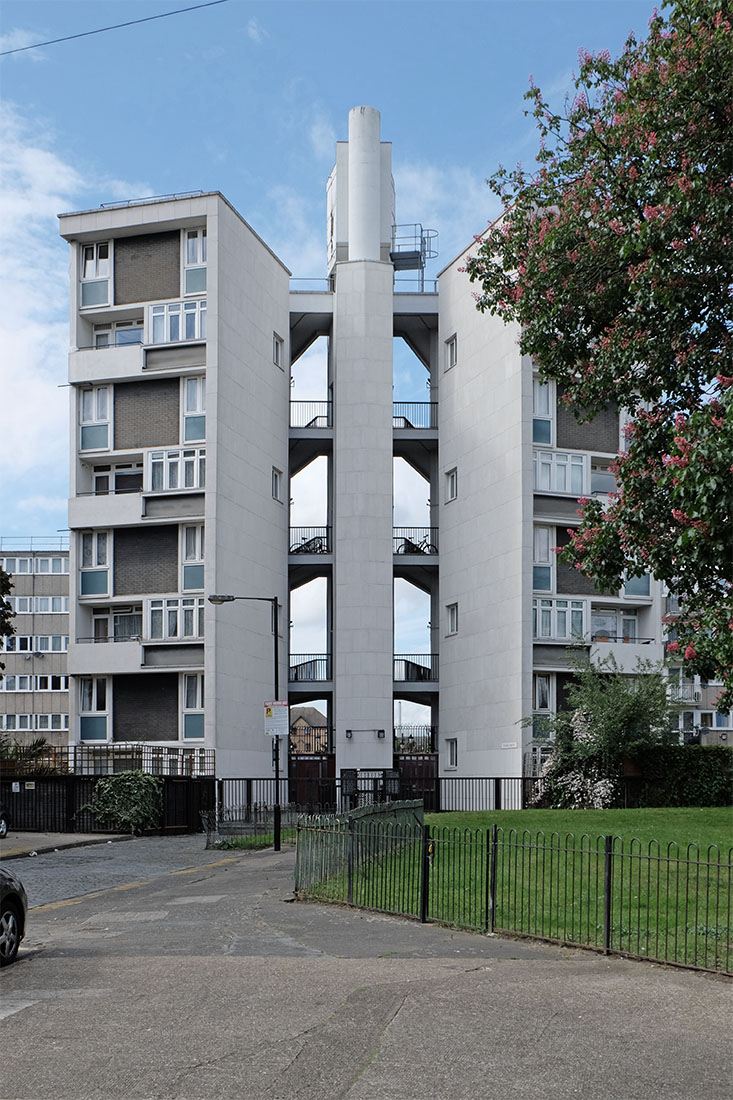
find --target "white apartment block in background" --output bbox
[0,540,70,743]
[56,106,727,781]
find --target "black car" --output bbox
[0,803,10,839]
[0,866,28,966]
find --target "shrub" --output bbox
[80,770,163,835]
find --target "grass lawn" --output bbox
[425,807,733,853]
[213,829,296,851]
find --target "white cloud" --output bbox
[246,18,268,44]
[263,184,325,277]
[0,28,46,61]
[290,578,327,652]
[18,494,68,514]
[309,112,336,161]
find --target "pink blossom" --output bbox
[666,641,680,653]
[684,644,696,661]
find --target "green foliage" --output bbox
[536,654,677,808]
[80,770,163,835]
[464,0,733,707]
[0,567,14,673]
[0,735,62,775]
[632,745,733,806]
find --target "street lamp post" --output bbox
[208,593,282,851]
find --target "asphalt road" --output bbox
[1,838,731,1100]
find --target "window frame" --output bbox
[272,467,283,502]
[79,530,110,597]
[148,447,206,493]
[182,228,207,295]
[181,672,205,740]
[445,737,458,769]
[79,385,111,452]
[445,467,458,503]
[80,241,111,308]
[182,376,206,442]
[532,377,553,445]
[79,676,109,741]
[533,525,554,593]
[445,334,458,371]
[181,524,205,592]
[273,332,285,369]
[446,602,458,636]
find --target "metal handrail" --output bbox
[393,403,437,429]
[289,527,331,554]
[290,401,333,428]
[289,654,332,681]
[393,654,439,681]
[393,528,438,555]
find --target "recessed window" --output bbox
[533,526,553,592]
[624,574,651,598]
[183,228,207,294]
[534,673,551,711]
[273,333,284,368]
[94,319,143,348]
[149,447,206,492]
[182,525,205,591]
[182,673,205,739]
[151,299,207,344]
[446,467,458,502]
[533,450,586,495]
[446,738,458,768]
[532,378,552,445]
[80,531,109,596]
[183,377,206,442]
[79,677,108,741]
[446,603,458,635]
[445,334,457,370]
[80,385,110,451]
[80,242,111,307]
[272,467,283,501]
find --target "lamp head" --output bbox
[208,594,235,605]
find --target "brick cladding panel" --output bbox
[556,387,619,452]
[114,526,178,596]
[113,672,178,741]
[554,528,604,596]
[114,232,180,305]
[114,378,180,449]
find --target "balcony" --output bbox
[289,527,331,554]
[393,403,437,430]
[290,401,332,428]
[289,654,332,682]
[394,725,436,753]
[669,684,699,702]
[590,637,663,672]
[393,654,438,682]
[393,528,438,555]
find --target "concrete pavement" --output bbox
[1,840,730,1099]
[1,830,129,861]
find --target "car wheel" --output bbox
[0,901,21,966]
[0,815,8,839]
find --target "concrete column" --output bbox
[347,107,382,262]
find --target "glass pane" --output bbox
[80,715,107,741]
[187,231,198,264]
[116,326,143,346]
[535,676,550,709]
[167,608,178,638]
[80,279,108,307]
[83,246,95,278]
[151,460,163,491]
[80,570,108,596]
[183,607,194,635]
[96,679,106,710]
[183,564,204,590]
[96,532,107,565]
[185,378,198,412]
[184,457,194,487]
[81,424,109,450]
[184,414,205,441]
[200,304,206,338]
[168,458,179,490]
[152,313,164,343]
[82,390,94,421]
[184,713,205,739]
[199,456,206,487]
[185,310,196,340]
[184,527,197,560]
[82,533,93,567]
[150,608,162,638]
[533,565,551,591]
[570,461,584,495]
[557,609,567,636]
[169,313,180,342]
[571,608,584,637]
[532,418,551,444]
[533,380,550,416]
[625,575,650,597]
[96,388,108,419]
[201,231,207,262]
[185,267,207,293]
[184,675,198,709]
[81,679,93,711]
[540,608,551,637]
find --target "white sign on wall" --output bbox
[264,701,289,737]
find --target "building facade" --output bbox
[0,540,70,744]
[57,106,727,780]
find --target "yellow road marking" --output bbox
[30,859,237,910]
[169,858,239,874]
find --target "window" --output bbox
[446,603,458,635]
[149,597,204,640]
[591,460,616,495]
[80,531,109,596]
[533,598,585,640]
[182,525,205,590]
[183,228,207,294]
[591,608,637,642]
[446,738,458,768]
[0,557,30,574]
[533,450,586,495]
[149,447,205,492]
[7,596,68,614]
[272,468,283,501]
[94,318,143,347]
[534,674,551,711]
[35,556,68,574]
[182,673,204,739]
[624,574,651,598]
[273,333,284,368]
[446,468,458,502]
[532,378,552,444]
[183,376,206,441]
[36,675,69,691]
[79,677,108,740]
[533,527,553,592]
[80,242,110,307]
[445,334,457,370]
[151,299,207,344]
[93,462,143,495]
[80,385,110,451]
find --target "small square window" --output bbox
[445,334,457,370]
[446,603,458,635]
[272,468,283,501]
[446,468,458,502]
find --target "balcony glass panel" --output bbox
[81,280,109,307]
[80,570,108,596]
[183,713,205,738]
[81,424,109,451]
[80,715,107,740]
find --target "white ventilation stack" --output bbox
[347,106,382,262]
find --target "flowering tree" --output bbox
[536,655,678,808]
[0,567,13,673]
[465,0,733,709]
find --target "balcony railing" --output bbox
[669,684,699,702]
[393,527,438,555]
[289,726,332,753]
[290,401,332,428]
[394,725,436,753]
[289,654,332,682]
[394,654,439,682]
[393,403,437,429]
[289,527,331,554]
[591,634,658,644]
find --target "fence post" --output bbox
[419,823,431,923]
[294,821,301,894]
[493,777,502,811]
[347,816,355,906]
[487,823,498,933]
[603,834,614,955]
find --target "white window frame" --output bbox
[0,557,31,574]
[181,672,205,740]
[272,467,283,502]
[148,597,204,641]
[533,449,587,495]
[446,467,458,502]
[445,334,457,370]
[273,332,284,368]
[182,376,206,442]
[80,385,111,452]
[34,676,69,691]
[183,228,207,295]
[80,241,111,308]
[79,676,109,741]
[532,377,553,445]
[446,738,458,769]
[533,526,554,593]
[94,318,144,348]
[533,598,586,641]
[148,447,206,492]
[150,299,207,344]
[34,556,69,574]
[181,525,205,592]
[446,602,458,635]
[80,530,110,598]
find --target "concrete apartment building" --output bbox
[0,540,70,744]
[56,106,726,781]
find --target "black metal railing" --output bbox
[76,635,142,644]
[392,402,437,429]
[591,634,658,644]
[0,744,216,778]
[394,725,436,753]
[289,526,331,554]
[289,654,332,681]
[394,654,439,682]
[290,401,332,428]
[289,726,332,754]
[294,819,733,975]
[393,528,438,555]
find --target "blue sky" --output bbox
[0,0,653,661]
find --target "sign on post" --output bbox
[264,701,289,738]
